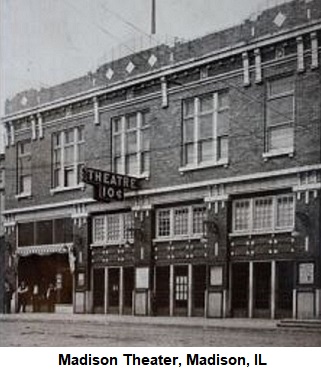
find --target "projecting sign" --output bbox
[82,166,140,202]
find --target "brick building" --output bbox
[1,0,321,318]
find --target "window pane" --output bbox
[234,200,250,231]
[173,208,189,236]
[54,218,73,243]
[141,111,149,127]
[78,143,84,162]
[200,95,213,113]
[36,220,53,245]
[53,168,61,187]
[218,136,228,160]
[18,222,34,247]
[123,212,134,241]
[107,214,121,242]
[54,149,61,164]
[268,125,294,151]
[184,118,194,142]
[142,128,150,151]
[113,118,122,133]
[126,154,139,175]
[185,143,194,165]
[142,152,150,174]
[199,139,213,162]
[217,110,229,136]
[193,206,206,235]
[64,145,74,165]
[126,114,137,129]
[126,132,137,153]
[114,157,122,173]
[20,175,31,194]
[65,129,74,144]
[253,198,273,230]
[184,99,194,117]
[78,127,84,142]
[158,210,170,237]
[53,133,61,147]
[64,168,74,187]
[114,134,122,156]
[267,96,293,125]
[277,195,294,228]
[93,216,106,243]
[199,114,213,139]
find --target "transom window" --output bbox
[17,140,31,196]
[182,91,229,167]
[92,212,134,244]
[156,205,206,239]
[266,76,294,154]
[52,127,84,188]
[112,110,150,177]
[233,194,294,233]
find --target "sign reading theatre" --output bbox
[82,166,139,202]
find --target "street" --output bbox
[0,314,320,346]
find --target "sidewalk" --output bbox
[0,312,286,330]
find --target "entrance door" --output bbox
[253,262,271,318]
[231,263,249,317]
[174,265,188,316]
[155,266,170,316]
[193,265,206,316]
[93,268,105,313]
[123,267,134,315]
[276,261,293,318]
[108,268,120,314]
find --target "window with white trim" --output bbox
[92,212,134,244]
[17,140,31,196]
[182,91,229,167]
[52,126,84,188]
[266,76,294,154]
[232,194,294,233]
[112,110,150,177]
[156,205,206,239]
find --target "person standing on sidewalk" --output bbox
[32,284,40,312]
[4,280,13,314]
[46,283,56,313]
[17,281,29,313]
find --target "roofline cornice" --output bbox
[2,20,321,123]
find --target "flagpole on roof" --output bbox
[151,0,156,35]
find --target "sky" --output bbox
[0,0,291,118]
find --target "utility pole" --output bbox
[151,0,156,35]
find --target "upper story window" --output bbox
[266,76,294,155]
[17,140,31,196]
[182,91,229,168]
[52,126,84,189]
[92,212,134,245]
[232,194,294,234]
[156,205,206,240]
[18,218,73,247]
[112,110,150,177]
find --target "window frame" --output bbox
[156,204,206,240]
[181,90,229,171]
[112,110,150,178]
[92,212,134,245]
[16,140,32,197]
[264,75,295,157]
[51,126,85,191]
[232,194,295,235]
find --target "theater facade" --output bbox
[2,0,321,318]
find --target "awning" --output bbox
[16,243,73,257]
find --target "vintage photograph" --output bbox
[0,0,321,346]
